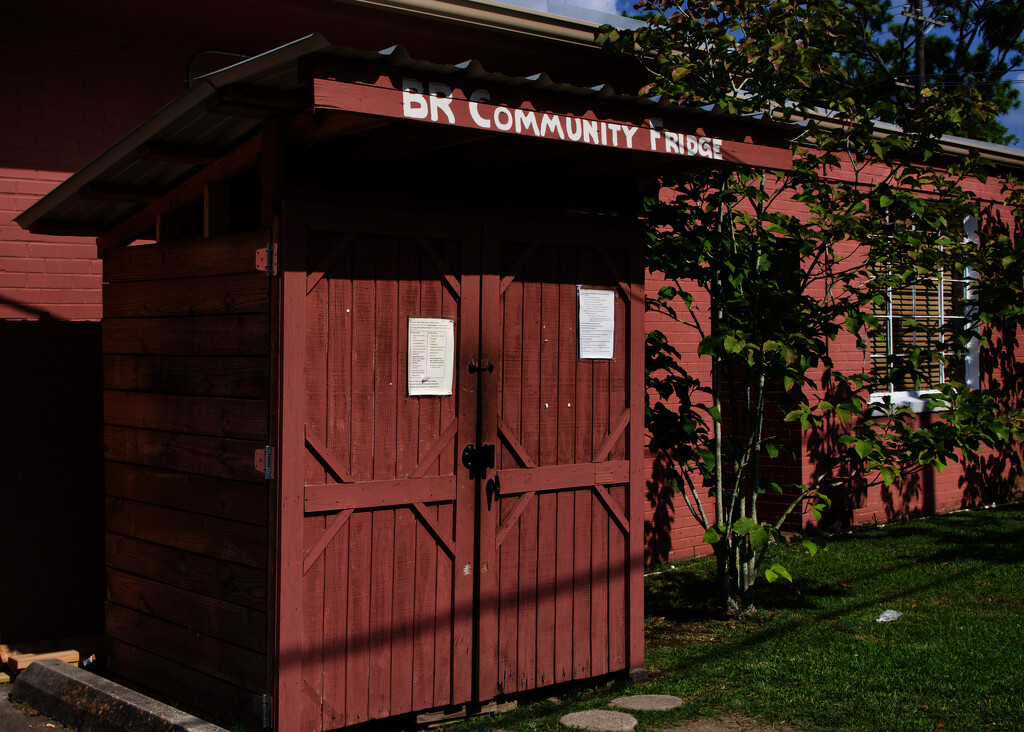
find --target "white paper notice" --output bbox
[408,318,455,396]
[578,287,615,359]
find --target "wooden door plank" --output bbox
[516,485,538,692]
[343,231,376,725]
[413,243,443,711]
[344,510,371,725]
[322,232,353,731]
[412,504,439,711]
[535,489,557,687]
[390,507,416,716]
[303,476,456,512]
[303,250,329,732]
[367,507,396,720]
[497,492,519,695]
[494,462,629,494]
[590,499,611,678]
[453,221,479,704]
[328,234,355,485]
[607,481,627,673]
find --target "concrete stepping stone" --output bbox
[610,694,683,711]
[560,709,638,731]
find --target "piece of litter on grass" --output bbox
[876,609,903,622]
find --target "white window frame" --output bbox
[869,215,980,412]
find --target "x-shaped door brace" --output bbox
[301,421,459,574]
[493,409,632,548]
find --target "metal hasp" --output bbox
[461,443,495,479]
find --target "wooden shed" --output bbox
[17,32,791,730]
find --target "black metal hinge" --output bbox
[262,693,272,728]
[254,446,274,480]
[255,241,277,276]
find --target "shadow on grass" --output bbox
[643,505,1024,667]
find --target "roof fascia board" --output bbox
[331,0,604,46]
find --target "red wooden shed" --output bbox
[17,31,791,730]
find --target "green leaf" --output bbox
[855,438,875,459]
[723,334,743,354]
[703,526,725,544]
[732,516,759,537]
[764,563,793,583]
[880,466,895,486]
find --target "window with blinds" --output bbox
[869,269,972,392]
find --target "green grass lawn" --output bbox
[449,505,1024,732]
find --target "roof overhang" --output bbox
[16,32,796,238]
[332,0,645,46]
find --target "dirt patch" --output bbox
[660,713,802,732]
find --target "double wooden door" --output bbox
[283,202,643,731]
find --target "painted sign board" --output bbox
[312,63,793,170]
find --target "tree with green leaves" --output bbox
[842,0,1024,143]
[600,0,1024,615]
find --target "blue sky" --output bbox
[549,0,1024,147]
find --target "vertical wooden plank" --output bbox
[627,230,646,671]
[414,242,441,710]
[579,251,609,679]
[607,483,627,672]
[497,495,519,694]
[437,235,463,705]
[516,490,538,691]
[560,245,590,681]
[390,238,419,715]
[323,240,353,729]
[456,219,481,704]
[275,198,307,732]
[367,239,398,720]
[541,243,573,684]
[512,239,554,689]
[302,265,328,732]
[535,490,556,687]
[345,230,376,725]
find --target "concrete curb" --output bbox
[11,658,228,732]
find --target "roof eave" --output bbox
[331,0,613,46]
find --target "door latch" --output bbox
[461,443,495,479]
